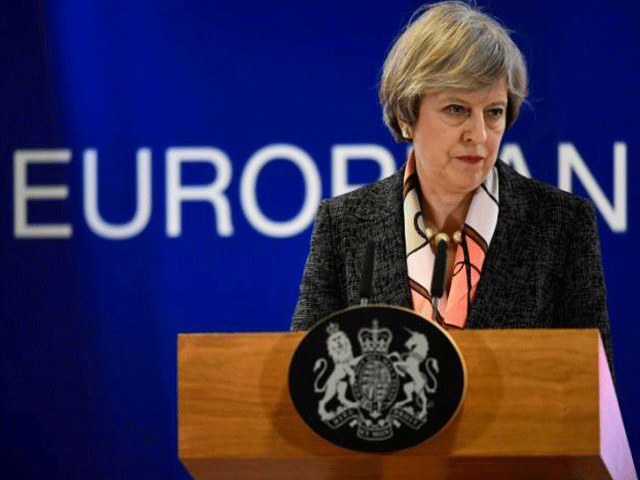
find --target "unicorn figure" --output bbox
[392,329,439,419]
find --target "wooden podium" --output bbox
[178,329,636,479]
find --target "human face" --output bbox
[402,79,508,202]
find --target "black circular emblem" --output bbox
[288,305,466,452]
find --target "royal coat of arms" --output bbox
[289,305,465,452]
[312,319,439,440]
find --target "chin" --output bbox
[450,174,485,194]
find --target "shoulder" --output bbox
[319,168,404,221]
[496,160,594,221]
[311,167,405,259]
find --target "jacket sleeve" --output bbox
[554,199,615,377]
[290,201,346,331]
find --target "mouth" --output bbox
[457,156,483,164]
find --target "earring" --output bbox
[402,129,411,140]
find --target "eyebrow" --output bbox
[485,102,508,108]
[440,96,508,107]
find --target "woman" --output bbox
[290,1,613,372]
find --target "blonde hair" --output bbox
[380,1,528,141]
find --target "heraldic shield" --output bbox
[288,305,467,452]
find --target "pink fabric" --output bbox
[599,335,637,479]
[442,238,483,327]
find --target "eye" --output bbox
[485,107,505,120]
[443,104,468,116]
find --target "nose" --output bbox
[462,112,487,144]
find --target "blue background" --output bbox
[1,0,637,478]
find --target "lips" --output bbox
[457,156,483,164]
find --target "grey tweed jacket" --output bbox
[290,160,614,373]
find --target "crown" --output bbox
[326,322,340,336]
[358,319,392,354]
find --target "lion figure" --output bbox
[314,328,359,421]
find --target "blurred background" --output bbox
[1,0,637,477]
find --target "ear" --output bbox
[397,119,413,140]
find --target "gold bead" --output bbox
[452,230,462,243]
[425,227,434,240]
[434,232,450,245]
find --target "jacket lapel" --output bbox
[466,161,528,328]
[348,169,412,309]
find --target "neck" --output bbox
[419,189,474,235]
